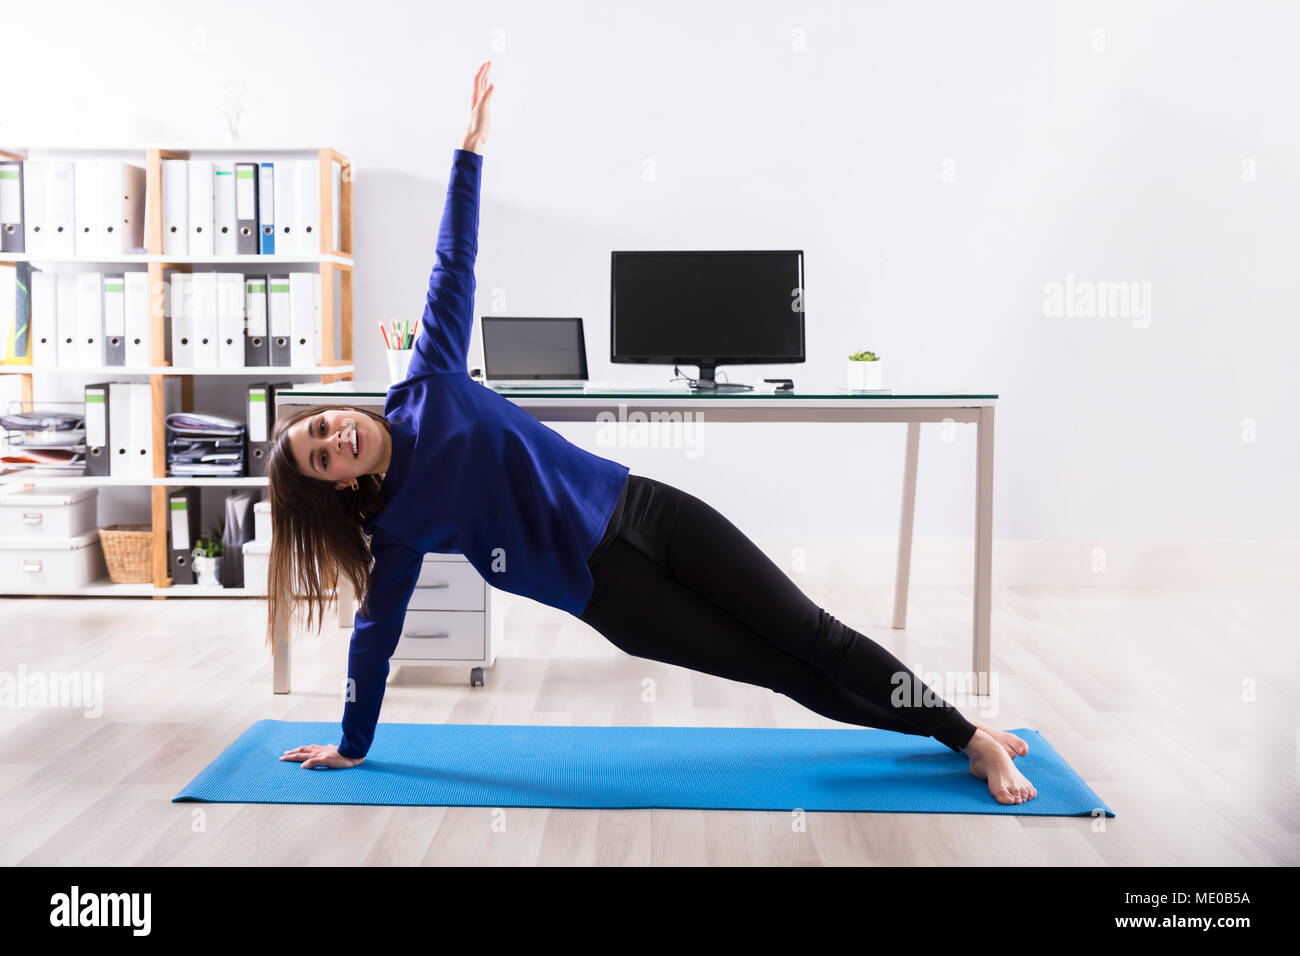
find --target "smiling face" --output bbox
[288,407,390,488]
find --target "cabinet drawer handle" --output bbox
[23,512,43,525]
[405,631,450,639]
[24,559,43,572]
[415,581,450,589]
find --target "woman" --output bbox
[274,62,1037,806]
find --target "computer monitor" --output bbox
[610,250,805,387]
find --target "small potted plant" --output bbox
[847,350,885,390]
[191,519,225,587]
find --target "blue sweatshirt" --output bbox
[337,149,630,759]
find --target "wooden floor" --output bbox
[1,566,1296,866]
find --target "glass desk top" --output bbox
[277,380,998,401]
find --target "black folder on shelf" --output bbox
[235,162,259,255]
[268,274,290,366]
[1,160,23,253]
[243,276,270,367]
[102,273,126,366]
[222,490,257,588]
[246,380,294,476]
[167,486,200,584]
[83,382,112,476]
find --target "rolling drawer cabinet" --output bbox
[393,609,484,664]
[407,558,485,611]
[345,552,499,686]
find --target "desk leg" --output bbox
[973,406,994,694]
[892,421,921,629]
[272,587,291,694]
[337,572,356,627]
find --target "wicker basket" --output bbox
[97,523,154,584]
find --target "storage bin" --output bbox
[97,524,154,584]
[253,500,272,543]
[243,540,269,594]
[0,486,98,539]
[0,528,108,588]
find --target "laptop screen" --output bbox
[482,317,588,380]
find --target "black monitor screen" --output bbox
[611,251,805,363]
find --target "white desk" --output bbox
[273,382,996,696]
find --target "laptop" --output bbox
[481,316,590,389]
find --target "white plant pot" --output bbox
[193,555,223,587]
[847,359,884,390]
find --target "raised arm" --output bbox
[409,62,494,377]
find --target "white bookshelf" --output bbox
[1,143,355,596]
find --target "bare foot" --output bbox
[969,719,1028,759]
[964,729,1037,805]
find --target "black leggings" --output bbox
[578,474,979,754]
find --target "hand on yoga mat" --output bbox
[461,60,494,154]
[279,743,364,770]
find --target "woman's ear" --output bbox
[335,479,358,492]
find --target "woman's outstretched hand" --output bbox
[462,61,494,155]
[280,743,364,770]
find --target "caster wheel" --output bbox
[471,667,484,687]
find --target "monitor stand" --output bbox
[692,364,753,392]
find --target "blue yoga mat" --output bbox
[173,720,1114,816]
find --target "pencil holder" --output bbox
[386,348,414,384]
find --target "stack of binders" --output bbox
[161,157,342,257]
[164,411,247,477]
[167,271,321,368]
[5,267,154,368]
[6,158,146,257]
[83,380,183,478]
[5,266,325,370]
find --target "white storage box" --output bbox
[0,486,98,539]
[243,540,269,594]
[253,500,271,543]
[0,528,108,588]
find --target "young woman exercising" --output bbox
[272,63,1037,805]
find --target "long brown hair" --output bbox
[264,404,393,648]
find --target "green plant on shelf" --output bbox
[848,350,880,361]
[191,518,226,559]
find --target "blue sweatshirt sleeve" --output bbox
[408,148,483,378]
[337,527,425,759]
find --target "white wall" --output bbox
[5,0,1297,542]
